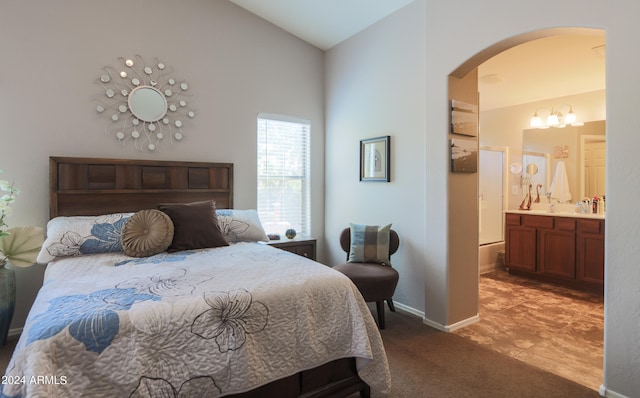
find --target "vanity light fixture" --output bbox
[529,104,578,129]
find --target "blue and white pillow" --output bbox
[37,213,133,264]
[215,209,269,243]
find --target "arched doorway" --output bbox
[447,27,606,390]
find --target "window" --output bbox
[257,113,311,236]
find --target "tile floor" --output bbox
[454,269,604,391]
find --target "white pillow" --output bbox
[215,209,269,243]
[37,213,133,264]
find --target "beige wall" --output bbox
[0,0,325,330]
[328,0,638,395]
[447,70,480,327]
[325,0,427,313]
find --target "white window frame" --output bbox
[257,113,311,237]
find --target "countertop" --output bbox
[505,209,605,220]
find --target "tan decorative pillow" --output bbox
[121,209,174,257]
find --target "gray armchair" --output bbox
[333,228,400,329]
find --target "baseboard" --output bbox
[479,263,498,274]
[392,302,480,332]
[479,242,505,274]
[421,317,447,331]
[422,314,480,332]
[600,385,631,398]
[393,302,424,318]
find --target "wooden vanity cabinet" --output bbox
[538,217,576,279]
[505,213,537,272]
[576,219,605,285]
[505,212,603,293]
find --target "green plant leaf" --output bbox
[0,226,44,267]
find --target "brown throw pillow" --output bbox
[156,200,229,252]
[121,209,174,257]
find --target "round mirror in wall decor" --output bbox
[128,86,167,122]
[96,55,196,152]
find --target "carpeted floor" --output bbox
[374,309,600,397]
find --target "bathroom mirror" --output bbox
[128,86,167,122]
[523,120,605,200]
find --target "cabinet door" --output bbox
[539,229,575,279]
[505,226,537,272]
[576,220,604,285]
[577,233,604,284]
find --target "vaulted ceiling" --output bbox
[229,1,606,110]
[229,0,414,50]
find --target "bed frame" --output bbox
[49,156,234,218]
[49,156,370,398]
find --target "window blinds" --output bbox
[257,114,311,236]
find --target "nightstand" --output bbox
[267,237,317,260]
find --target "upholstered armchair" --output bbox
[333,226,400,329]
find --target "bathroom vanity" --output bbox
[504,210,604,294]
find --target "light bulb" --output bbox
[530,112,542,128]
[564,110,577,125]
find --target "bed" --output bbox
[1,157,390,398]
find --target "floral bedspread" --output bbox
[1,243,390,397]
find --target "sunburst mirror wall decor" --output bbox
[96,55,196,152]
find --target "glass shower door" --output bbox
[479,148,504,245]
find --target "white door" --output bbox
[522,153,548,200]
[585,141,606,198]
[479,149,504,245]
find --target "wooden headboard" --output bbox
[50,157,233,218]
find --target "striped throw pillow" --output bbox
[348,223,392,265]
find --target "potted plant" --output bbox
[0,172,43,347]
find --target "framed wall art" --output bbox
[360,135,390,182]
[451,137,478,173]
[450,99,478,137]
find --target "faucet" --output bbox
[545,193,556,213]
